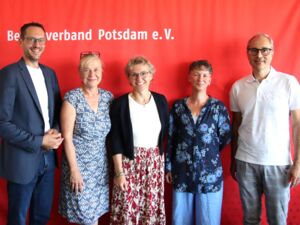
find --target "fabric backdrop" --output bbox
[1,0,300,224]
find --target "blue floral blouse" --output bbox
[165,97,231,193]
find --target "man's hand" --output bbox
[42,129,63,150]
[289,163,300,187]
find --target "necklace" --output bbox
[130,91,151,105]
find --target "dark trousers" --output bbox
[6,157,55,225]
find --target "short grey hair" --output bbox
[247,33,274,49]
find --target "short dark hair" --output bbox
[189,60,213,74]
[20,22,45,39]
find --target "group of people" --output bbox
[0,22,299,225]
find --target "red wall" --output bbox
[1,0,300,224]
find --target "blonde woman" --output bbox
[59,52,113,225]
[110,56,168,225]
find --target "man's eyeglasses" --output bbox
[247,47,273,56]
[129,71,150,78]
[24,37,46,45]
[80,51,101,59]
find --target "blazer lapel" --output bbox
[18,59,43,117]
[41,66,54,125]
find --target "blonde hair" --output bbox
[125,56,155,77]
[79,54,103,72]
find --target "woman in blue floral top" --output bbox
[165,60,231,225]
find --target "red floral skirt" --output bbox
[110,147,166,225]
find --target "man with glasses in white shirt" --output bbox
[0,22,63,225]
[230,33,300,225]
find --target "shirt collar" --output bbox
[246,67,276,83]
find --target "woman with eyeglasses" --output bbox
[109,56,168,225]
[58,52,113,225]
[165,60,231,225]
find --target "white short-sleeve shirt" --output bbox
[230,67,300,165]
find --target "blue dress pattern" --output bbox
[59,88,113,224]
[165,97,231,193]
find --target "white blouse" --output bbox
[128,94,161,148]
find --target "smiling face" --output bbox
[127,64,153,92]
[188,66,212,92]
[247,35,274,74]
[79,55,102,89]
[19,26,46,67]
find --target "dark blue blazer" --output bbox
[109,92,168,159]
[0,58,61,184]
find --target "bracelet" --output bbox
[114,171,125,178]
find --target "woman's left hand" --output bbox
[165,172,173,184]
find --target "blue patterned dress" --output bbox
[59,88,113,225]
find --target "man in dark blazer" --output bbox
[0,22,63,225]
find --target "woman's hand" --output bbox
[166,172,173,184]
[112,154,127,191]
[70,168,84,194]
[114,172,127,191]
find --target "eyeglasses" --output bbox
[247,47,273,56]
[24,37,46,45]
[80,51,101,59]
[191,72,211,78]
[129,71,150,78]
